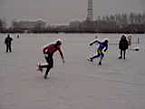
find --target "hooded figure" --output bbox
[5,34,13,53]
[119,35,129,59]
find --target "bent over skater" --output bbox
[37,39,65,79]
[88,38,108,65]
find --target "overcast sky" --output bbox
[0,0,145,25]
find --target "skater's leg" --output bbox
[123,50,126,59]
[38,55,52,71]
[90,50,101,61]
[9,45,12,52]
[37,62,43,72]
[90,54,100,60]
[44,64,53,79]
[40,64,49,68]
[44,62,53,79]
[6,45,8,52]
[44,55,53,79]
[98,52,104,65]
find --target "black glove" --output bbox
[89,43,93,46]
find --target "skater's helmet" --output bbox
[56,39,62,45]
[103,38,109,43]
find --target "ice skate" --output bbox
[87,58,93,62]
[98,61,102,65]
[37,62,43,72]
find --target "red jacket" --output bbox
[43,44,64,59]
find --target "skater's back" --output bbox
[90,39,108,51]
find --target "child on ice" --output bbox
[88,38,108,65]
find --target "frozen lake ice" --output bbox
[0,33,145,109]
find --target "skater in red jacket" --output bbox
[38,39,65,79]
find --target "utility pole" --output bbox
[86,0,93,21]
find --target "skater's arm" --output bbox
[58,48,65,63]
[11,37,13,41]
[43,46,49,54]
[43,47,47,54]
[89,40,100,46]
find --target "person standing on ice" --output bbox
[88,38,108,65]
[4,34,13,53]
[118,35,129,59]
[127,35,132,47]
[37,39,65,79]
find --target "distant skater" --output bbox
[17,34,20,38]
[127,35,132,46]
[118,35,129,59]
[127,35,132,49]
[4,34,13,53]
[88,38,108,65]
[37,39,65,79]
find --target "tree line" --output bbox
[0,12,145,33]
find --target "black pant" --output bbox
[41,54,53,78]
[120,50,126,59]
[6,44,12,52]
[90,50,104,63]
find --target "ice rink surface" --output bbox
[0,33,145,109]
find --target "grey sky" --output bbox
[0,0,144,25]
